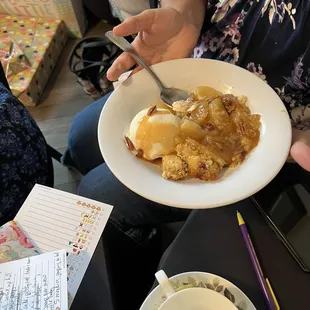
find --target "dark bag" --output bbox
[69,0,159,99]
[69,36,121,99]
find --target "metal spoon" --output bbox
[105,31,189,106]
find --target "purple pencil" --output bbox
[237,211,278,310]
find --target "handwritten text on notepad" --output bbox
[15,184,113,306]
[0,250,68,310]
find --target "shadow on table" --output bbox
[72,221,163,310]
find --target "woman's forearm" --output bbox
[161,0,207,31]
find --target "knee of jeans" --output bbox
[67,112,85,160]
[78,173,93,197]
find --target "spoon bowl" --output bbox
[160,87,189,105]
[105,31,190,106]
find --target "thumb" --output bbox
[290,129,310,172]
[113,9,156,37]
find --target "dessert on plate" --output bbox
[125,86,261,182]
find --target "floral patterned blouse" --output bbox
[193,0,310,130]
[0,83,52,225]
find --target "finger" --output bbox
[290,141,310,172]
[113,10,155,37]
[290,129,310,172]
[107,52,136,81]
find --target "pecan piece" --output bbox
[238,122,246,136]
[124,136,144,157]
[222,94,236,114]
[147,105,157,116]
[135,149,144,158]
[203,123,215,131]
[198,162,207,169]
[124,136,135,151]
[240,150,247,162]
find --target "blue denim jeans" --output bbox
[62,93,190,246]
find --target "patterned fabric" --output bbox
[0,220,40,264]
[194,0,310,131]
[0,1,86,38]
[0,15,68,106]
[0,82,51,223]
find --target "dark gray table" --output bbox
[157,199,310,310]
[71,238,114,310]
[74,197,310,310]
[71,220,160,310]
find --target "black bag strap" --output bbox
[69,37,119,75]
[149,0,159,9]
[69,36,121,92]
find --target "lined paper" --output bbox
[15,184,113,306]
[0,250,67,310]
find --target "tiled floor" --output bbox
[28,21,112,193]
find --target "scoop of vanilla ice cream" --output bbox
[128,108,180,160]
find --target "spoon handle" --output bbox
[105,31,165,91]
[155,270,175,298]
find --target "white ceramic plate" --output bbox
[139,271,257,310]
[98,59,291,209]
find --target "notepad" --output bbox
[0,249,68,310]
[14,184,113,306]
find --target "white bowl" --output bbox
[98,59,291,209]
[158,288,238,310]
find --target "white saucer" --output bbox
[140,271,257,310]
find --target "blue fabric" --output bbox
[62,93,107,175]
[0,83,52,223]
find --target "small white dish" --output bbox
[139,271,256,310]
[155,270,237,310]
[98,59,291,209]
